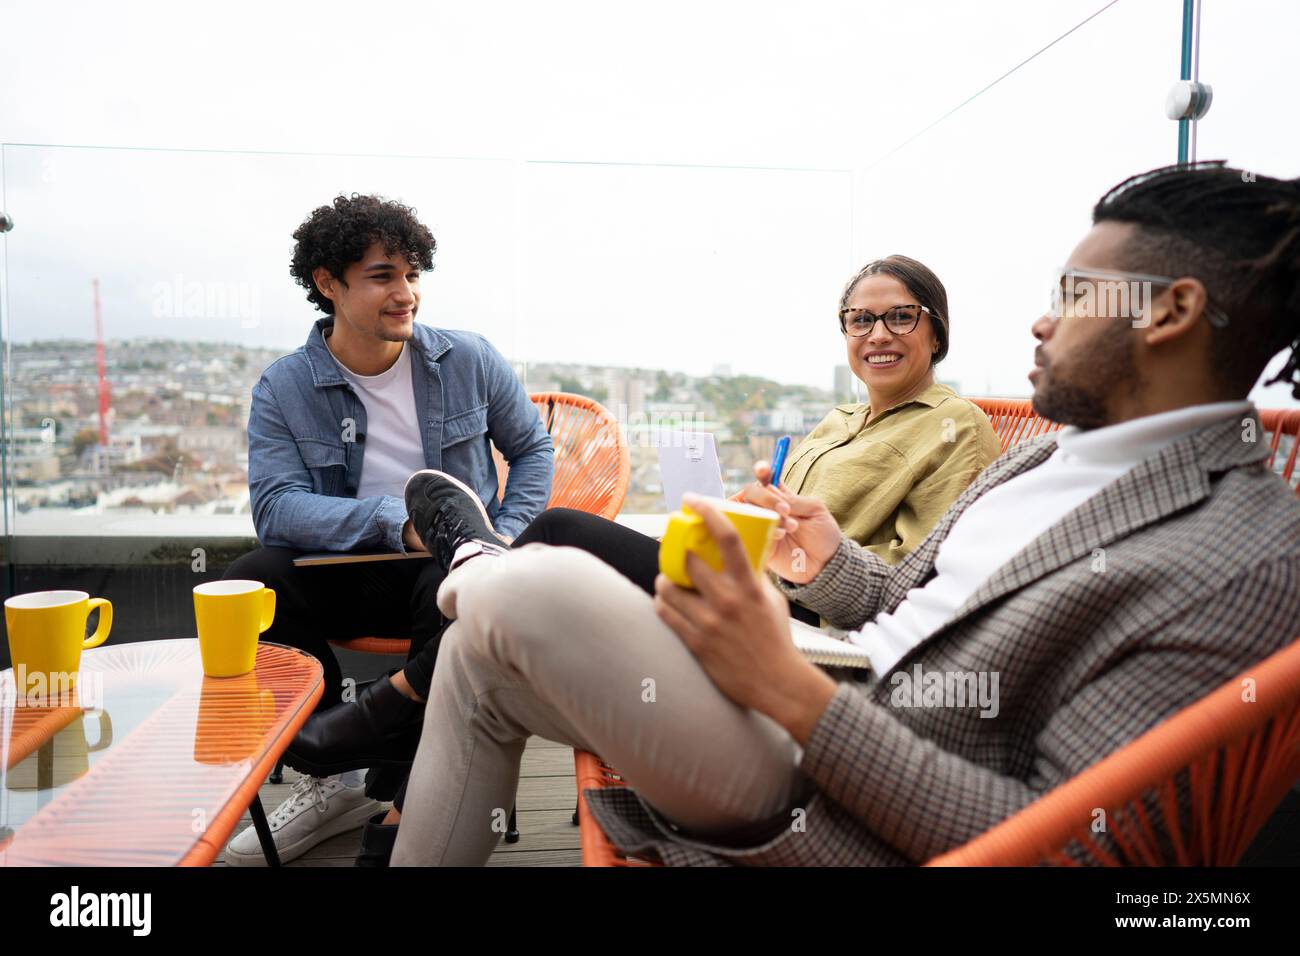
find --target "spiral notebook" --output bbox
[790,618,871,669]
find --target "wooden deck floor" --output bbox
[215,736,582,867]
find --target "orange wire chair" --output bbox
[575,400,1300,866]
[1260,408,1300,497]
[968,397,1064,452]
[967,399,1300,497]
[330,392,629,658]
[928,637,1300,866]
[495,392,632,520]
[574,751,660,867]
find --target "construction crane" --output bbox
[92,278,112,448]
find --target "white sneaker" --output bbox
[224,774,384,866]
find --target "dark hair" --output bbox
[1093,161,1300,399]
[840,255,950,364]
[290,194,436,314]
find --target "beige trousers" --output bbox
[390,544,810,866]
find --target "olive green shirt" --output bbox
[781,382,1001,565]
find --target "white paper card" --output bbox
[657,431,725,510]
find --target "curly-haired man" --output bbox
[222,194,553,865]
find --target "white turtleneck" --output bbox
[847,401,1254,676]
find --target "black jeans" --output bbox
[221,507,680,713]
[222,546,452,712]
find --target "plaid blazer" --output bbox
[584,409,1300,865]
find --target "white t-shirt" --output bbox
[848,401,1254,675]
[327,340,426,500]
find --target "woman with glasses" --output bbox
[498,255,1000,589]
[514,254,999,576]
[765,254,1000,564]
[285,256,1003,864]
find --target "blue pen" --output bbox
[769,435,791,488]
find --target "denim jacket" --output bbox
[247,317,554,552]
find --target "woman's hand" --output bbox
[736,461,842,584]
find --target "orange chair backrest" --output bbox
[928,635,1300,866]
[970,399,1299,496]
[1260,408,1300,496]
[493,392,631,521]
[967,397,1063,453]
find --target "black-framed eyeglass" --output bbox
[838,303,935,337]
[1050,267,1230,329]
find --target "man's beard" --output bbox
[376,313,415,343]
[1032,326,1142,430]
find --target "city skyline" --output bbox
[6,3,1300,406]
[1,336,863,521]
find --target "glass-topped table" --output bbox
[0,640,322,866]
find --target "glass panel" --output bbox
[0,145,516,553]
[1,0,1296,580]
[1194,0,1300,409]
[850,0,1178,401]
[0,144,854,536]
[517,160,853,509]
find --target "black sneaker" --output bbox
[403,469,507,573]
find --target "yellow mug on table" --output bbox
[193,580,276,678]
[4,590,113,698]
[658,496,780,589]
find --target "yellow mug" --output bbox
[193,580,275,678]
[659,496,780,589]
[4,590,113,699]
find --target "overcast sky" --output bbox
[1,0,1297,406]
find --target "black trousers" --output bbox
[387,506,819,694]
[225,508,818,806]
[223,545,450,712]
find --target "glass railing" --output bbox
[2,1,1297,580]
[0,145,854,549]
[1193,0,1300,408]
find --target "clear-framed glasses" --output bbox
[1049,267,1230,329]
[838,303,935,337]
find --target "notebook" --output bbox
[293,550,431,567]
[656,431,725,511]
[790,618,872,669]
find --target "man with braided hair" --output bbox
[390,162,1300,866]
[1042,161,1300,416]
